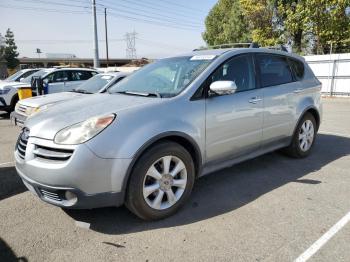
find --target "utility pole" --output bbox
[92,0,100,68]
[104,8,109,67]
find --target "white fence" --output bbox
[304,53,350,96]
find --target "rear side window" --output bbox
[256,54,293,87]
[70,71,94,81]
[289,58,305,80]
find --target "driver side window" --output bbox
[210,55,256,92]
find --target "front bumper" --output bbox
[10,111,27,127]
[17,171,124,209]
[15,136,132,209]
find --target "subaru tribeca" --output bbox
[15,47,321,220]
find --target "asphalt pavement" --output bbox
[0,98,349,262]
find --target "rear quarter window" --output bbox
[288,58,305,80]
[256,54,293,87]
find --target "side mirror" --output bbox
[209,81,237,96]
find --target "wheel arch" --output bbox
[120,131,203,202]
[293,106,321,138]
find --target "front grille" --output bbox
[33,144,74,162]
[16,129,29,159]
[39,188,63,202]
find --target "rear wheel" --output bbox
[284,113,317,158]
[126,141,195,220]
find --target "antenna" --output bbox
[125,31,137,59]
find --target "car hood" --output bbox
[19,92,86,108]
[0,81,30,89]
[25,93,162,140]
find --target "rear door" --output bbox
[205,54,263,163]
[255,53,299,147]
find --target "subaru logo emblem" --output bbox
[21,128,30,140]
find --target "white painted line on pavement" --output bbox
[0,161,14,167]
[295,211,350,262]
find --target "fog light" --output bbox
[64,191,77,205]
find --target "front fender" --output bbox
[85,98,205,160]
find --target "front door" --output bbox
[205,54,263,163]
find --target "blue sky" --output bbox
[0,0,217,59]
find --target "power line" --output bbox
[0,3,98,14]
[105,8,202,29]
[144,0,208,13]
[105,0,204,20]
[11,0,91,10]
[100,0,202,26]
[136,37,187,51]
[108,10,202,31]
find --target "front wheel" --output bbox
[284,113,317,158]
[126,141,195,220]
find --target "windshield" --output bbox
[22,70,51,84]
[75,74,115,93]
[5,70,24,82]
[108,56,214,97]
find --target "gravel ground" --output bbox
[0,98,349,262]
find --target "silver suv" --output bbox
[15,47,322,220]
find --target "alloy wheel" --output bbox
[143,155,187,210]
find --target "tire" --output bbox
[9,94,19,113]
[284,113,317,158]
[126,141,195,220]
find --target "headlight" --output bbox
[54,114,115,145]
[25,106,39,116]
[0,87,11,95]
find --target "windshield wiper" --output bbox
[115,91,161,98]
[70,89,93,94]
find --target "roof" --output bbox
[178,47,304,62]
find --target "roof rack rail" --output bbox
[263,45,288,52]
[193,42,260,51]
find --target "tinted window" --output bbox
[256,54,293,87]
[21,70,39,79]
[46,71,69,83]
[210,54,255,92]
[289,58,304,80]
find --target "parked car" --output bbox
[1,68,41,83]
[11,72,129,126]
[0,68,98,113]
[15,47,322,220]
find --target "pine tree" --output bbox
[4,29,19,69]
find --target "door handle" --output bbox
[294,88,303,93]
[248,97,262,104]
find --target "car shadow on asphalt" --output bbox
[0,111,10,120]
[0,238,28,262]
[0,167,27,201]
[57,133,350,234]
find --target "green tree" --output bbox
[303,0,350,54]
[203,0,251,46]
[239,0,281,46]
[0,33,5,61]
[276,0,307,53]
[4,29,19,69]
